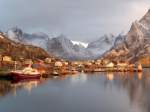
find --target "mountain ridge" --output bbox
[6,28,117,60]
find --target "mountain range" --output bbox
[4,9,150,63]
[6,28,116,60]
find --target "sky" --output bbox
[0,0,150,42]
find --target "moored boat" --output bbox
[51,71,59,76]
[10,66,41,79]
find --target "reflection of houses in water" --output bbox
[11,80,40,95]
[137,72,142,80]
[106,72,114,81]
[105,70,150,112]
[0,80,12,97]
[24,81,38,93]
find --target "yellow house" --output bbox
[106,62,115,71]
[55,61,63,67]
[117,62,128,71]
[3,56,12,62]
[117,63,127,67]
[45,58,51,64]
[63,62,69,66]
[106,62,114,68]
[24,59,33,65]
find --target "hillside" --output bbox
[0,33,50,60]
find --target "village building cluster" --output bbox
[0,54,143,77]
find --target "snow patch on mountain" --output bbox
[71,40,88,48]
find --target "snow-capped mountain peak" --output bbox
[71,40,88,48]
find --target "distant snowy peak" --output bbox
[7,27,50,49]
[71,40,88,48]
[87,34,115,49]
[85,34,117,58]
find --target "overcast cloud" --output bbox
[0,0,150,42]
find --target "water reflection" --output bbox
[106,72,114,81]
[0,69,149,112]
[70,73,87,84]
[11,80,40,95]
[103,70,150,112]
[0,80,12,97]
[137,72,143,80]
[0,78,46,98]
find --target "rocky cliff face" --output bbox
[102,9,150,63]
[0,33,50,60]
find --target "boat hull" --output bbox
[10,72,41,80]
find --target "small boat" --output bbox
[52,71,59,76]
[10,67,41,79]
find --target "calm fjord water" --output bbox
[0,69,150,112]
